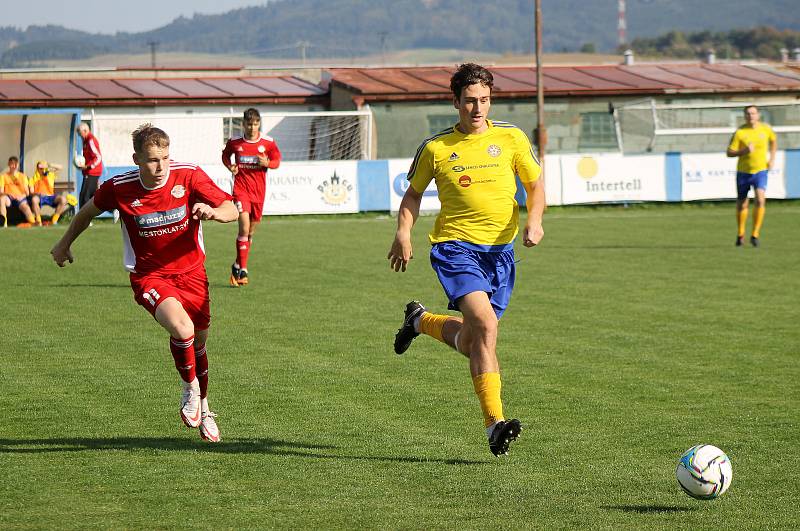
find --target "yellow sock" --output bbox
[26,215,35,224]
[51,213,60,224]
[35,214,41,223]
[418,312,449,344]
[472,372,504,428]
[752,206,765,238]
[737,209,748,237]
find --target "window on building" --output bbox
[579,112,618,150]
[224,117,244,142]
[428,115,455,135]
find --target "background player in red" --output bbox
[51,124,238,442]
[222,108,281,286]
[75,122,104,209]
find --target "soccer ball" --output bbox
[73,154,85,168]
[676,444,733,500]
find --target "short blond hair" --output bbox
[132,123,170,153]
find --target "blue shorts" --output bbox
[736,171,768,199]
[430,241,516,319]
[38,194,58,207]
[6,196,28,207]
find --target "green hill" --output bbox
[2,0,800,66]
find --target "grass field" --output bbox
[1,202,798,529]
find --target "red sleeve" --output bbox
[92,178,117,212]
[266,140,281,170]
[221,140,234,167]
[191,166,232,207]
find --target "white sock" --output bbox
[201,397,210,414]
[183,377,199,392]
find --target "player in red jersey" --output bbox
[221,108,281,286]
[51,124,238,442]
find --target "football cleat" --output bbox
[750,236,760,247]
[199,411,221,442]
[180,382,202,428]
[488,419,522,457]
[394,300,426,355]
[229,264,240,287]
[237,269,249,286]
[735,236,744,247]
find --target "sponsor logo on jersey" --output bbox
[171,185,185,198]
[238,155,261,169]
[458,175,472,188]
[487,145,502,157]
[135,205,187,229]
[318,171,352,206]
[452,165,465,172]
[448,152,459,161]
[130,198,143,207]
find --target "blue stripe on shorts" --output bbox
[430,241,516,319]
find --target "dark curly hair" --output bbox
[450,63,494,99]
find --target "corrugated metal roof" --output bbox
[0,75,326,107]
[329,63,800,100]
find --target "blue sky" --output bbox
[3,0,266,34]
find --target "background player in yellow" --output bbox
[0,156,36,227]
[387,63,545,457]
[30,161,70,225]
[726,105,776,247]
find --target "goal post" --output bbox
[613,98,800,153]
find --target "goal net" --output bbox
[87,109,373,168]
[613,99,800,153]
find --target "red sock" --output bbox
[236,237,250,269]
[195,342,209,398]
[169,335,196,383]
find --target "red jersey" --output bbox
[93,161,232,275]
[81,132,104,177]
[221,134,281,200]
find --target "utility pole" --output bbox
[535,0,546,170]
[378,31,388,65]
[147,41,159,70]
[297,41,309,66]
[618,0,627,47]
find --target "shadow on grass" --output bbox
[42,283,130,289]
[603,505,696,514]
[0,437,483,466]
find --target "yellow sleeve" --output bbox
[727,130,742,152]
[767,125,776,143]
[512,129,542,183]
[407,141,435,194]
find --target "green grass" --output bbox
[1,202,799,529]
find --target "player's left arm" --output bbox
[768,128,777,169]
[513,131,545,247]
[192,200,238,222]
[259,141,281,170]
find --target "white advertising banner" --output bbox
[560,153,667,204]
[204,161,358,215]
[388,158,442,213]
[541,155,563,206]
[681,152,786,201]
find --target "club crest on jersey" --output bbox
[171,185,185,198]
[487,145,502,157]
[448,152,459,161]
[258,145,266,153]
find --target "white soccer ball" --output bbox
[676,444,733,500]
[73,154,85,168]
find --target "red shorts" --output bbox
[130,265,211,330]
[233,192,264,222]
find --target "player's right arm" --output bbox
[388,186,422,272]
[726,130,751,157]
[221,140,238,175]
[50,201,103,267]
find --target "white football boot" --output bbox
[199,411,221,442]
[180,379,202,428]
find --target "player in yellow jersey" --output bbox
[0,156,36,227]
[726,105,776,247]
[387,63,545,457]
[30,161,69,225]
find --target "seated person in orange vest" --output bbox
[0,156,36,227]
[30,160,69,225]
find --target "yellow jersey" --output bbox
[1,170,29,198]
[727,123,775,173]
[30,169,56,195]
[408,120,541,247]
